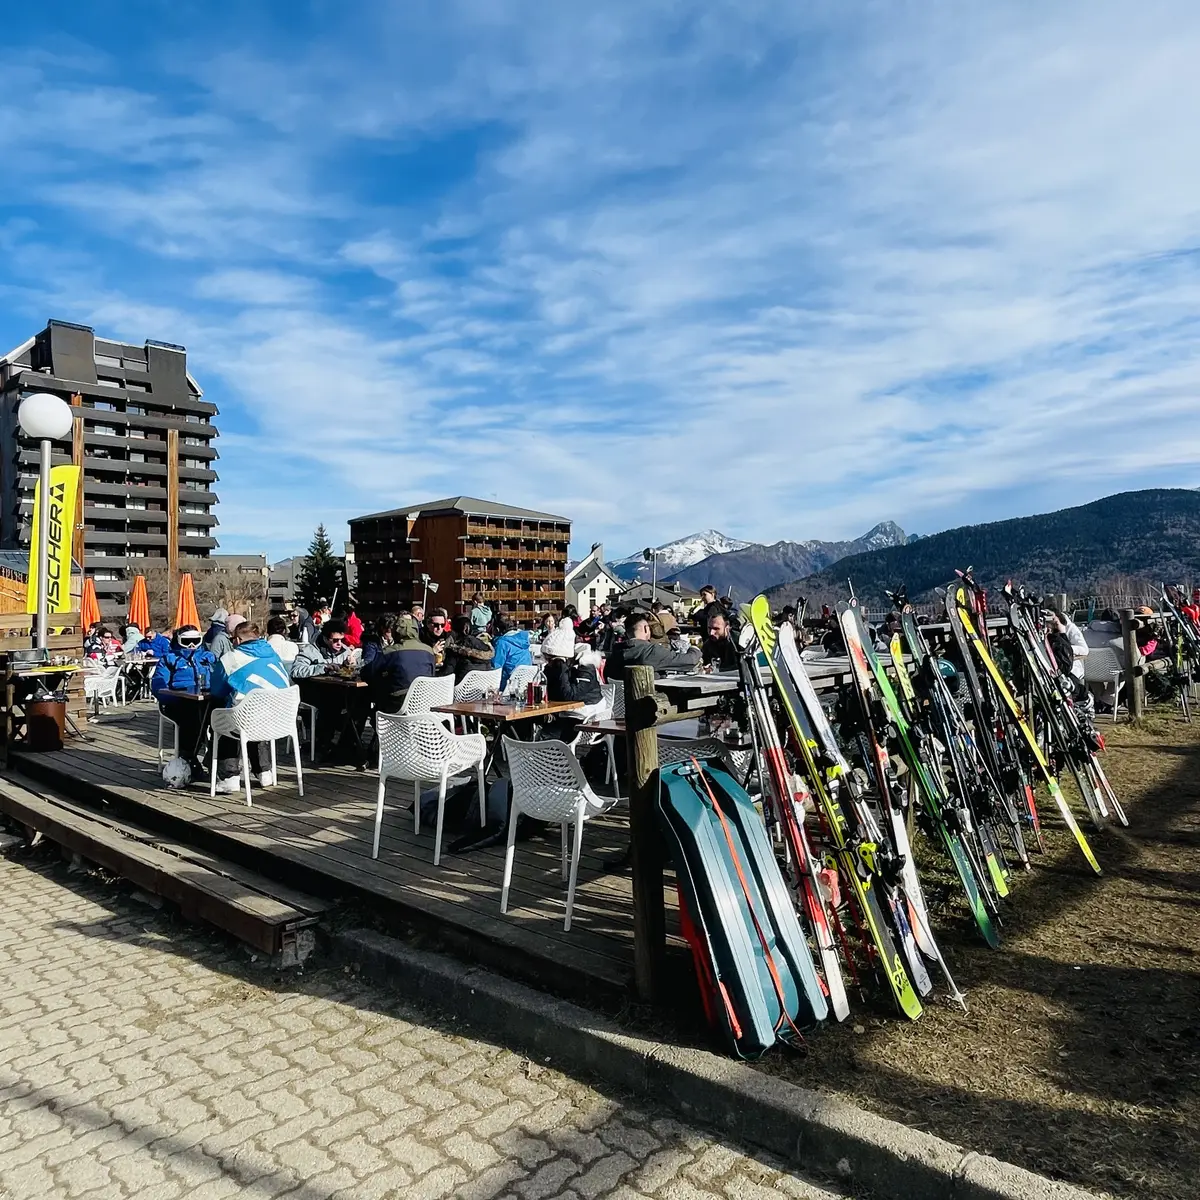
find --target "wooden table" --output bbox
[432,699,583,723]
[298,675,371,765]
[576,717,626,735]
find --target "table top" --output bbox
[299,673,368,688]
[12,664,83,677]
[576,718,625,734]
[159,689,215,701]
[432,699,584,722]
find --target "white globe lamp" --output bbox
[19,392,77,651]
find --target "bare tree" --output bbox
[138,561,268,629]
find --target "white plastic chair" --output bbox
[296,702,318,760]
[400,675,455,729]
[157,710,179,762]
[84,666,125,711]
[453,668,502,732]
[501,737,618,931]
[454,669,501,703]
[374,712,487,865]
[208,686,304,807]
[567,681,619,792]
[502,664,541,699]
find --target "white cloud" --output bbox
[2,2,1200,564]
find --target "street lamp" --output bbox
[642,547,659,605]
[419,573,439,609]
[19,393,74,652]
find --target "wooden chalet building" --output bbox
[349,496,571,622]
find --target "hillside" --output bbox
[667,521,908,599]
[765,489,1200,608]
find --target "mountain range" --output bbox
[608,522,910,597]
[765,488,1200,609]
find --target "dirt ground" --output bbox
[752,704,1200,1200]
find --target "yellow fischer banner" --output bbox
[26,465,81,614]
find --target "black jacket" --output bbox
[618,638,701,677]
[702,635,740,672]
[362,637,436,710]
[544,658,603,706]
[438,633,494,683]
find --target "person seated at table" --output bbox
[616,612,701,678]
[291,619,355,677]
[135,627,171,658]
[358,613,395,670]
[535,612,556,643]
[490,616,532,690]
[362,614,435,712]
[420,607,449,648]
[122,624,143,653]
[151,625,218,773]
[702,612,740,672]
[209,622,292,793]
[265,616,299,666]
[86,626,124,665]
[438,614,494,683]
[648,600,678,643]
[538,620,607,741]
[206,612,243,661]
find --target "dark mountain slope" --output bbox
[766,489,1200,608]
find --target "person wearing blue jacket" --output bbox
[136,629,172,658]
[490,617,533,690]
[208,622,292,793]
[151,626,218,772]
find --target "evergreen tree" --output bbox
[294,524,348,614]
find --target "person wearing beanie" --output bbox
[540,621,606,741]
[204,610,239,661]
[362,613,436,712]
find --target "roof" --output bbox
[351,495,570,524]
[0,337,34,366]
[566,557,625,592]
[621,580,703,602]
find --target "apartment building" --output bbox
[0,320,219,612]
[349,496,570,621]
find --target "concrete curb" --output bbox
[333,927,1102,1200]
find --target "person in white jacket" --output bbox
[1048,610,1089,680]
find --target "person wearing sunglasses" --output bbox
[151,625,219,776]
[291,618,364,763]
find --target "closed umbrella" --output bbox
[174,572,200,631]
[128,574,150,632]
[80,576,101,630]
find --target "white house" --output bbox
[564,543,626,617]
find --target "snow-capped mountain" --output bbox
[664,522,909,599]
[609,530,752,583]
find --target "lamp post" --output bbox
[18,393,75,652]
[642,547,659,606]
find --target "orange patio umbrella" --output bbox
[174,572,200,631]
[80,576,101,629]
[128,574,150,632]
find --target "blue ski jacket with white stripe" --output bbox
[210,639,292,706]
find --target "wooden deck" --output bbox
[7,703,688,1000]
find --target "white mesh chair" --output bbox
[502,664,541,699]
[567,682,619,792]
[400,675,455,729]
[84,666,125,712]
[658,736,752,784]
[157,710,179,762]
[501,737,618,931]
[296,702,318,760]
[453,668,502,732]
[375,712,487,865]
[208,686,304,807]
[1082,644,1126,722]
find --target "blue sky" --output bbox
[3,2,1200,563]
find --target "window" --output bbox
[126,499,146,510]
[92,501,117,510]
[94,571,120,581]
[95,354,122,368]
[185,413,201,423]
[92,401,116,412]
[183,458,205,468]
[96,376,123,388]
[125,381,148,392]
[184,528,204,537]
[129,452,145,463]
[128,549,147,558]
[127,405,146,416]
[128,428,145,439]
[92,549,108,557]
[183,437,205,446]
[183,480,203,491]
[183,504,206,514]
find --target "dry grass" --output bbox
[753,704,1200,1199]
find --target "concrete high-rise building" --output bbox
[0,320,219,613]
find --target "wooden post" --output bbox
[625,663,665,1003]
[1120,608,1145,719]
[166,428,180,627]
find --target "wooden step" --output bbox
[0,775,326,959]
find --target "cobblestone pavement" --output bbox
[0,854,846,1200]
